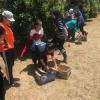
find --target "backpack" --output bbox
[34,70,56,85]
[32,41,46,55]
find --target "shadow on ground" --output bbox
[20,64,36,77]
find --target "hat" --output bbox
[69,8,74,12]
[2,10,15,22]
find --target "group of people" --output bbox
[64,8,88,42]
[0,7,88,100]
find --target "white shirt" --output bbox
[30,27,44,43]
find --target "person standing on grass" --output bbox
[0,10,15,85]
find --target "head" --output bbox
[52,11,62,19]
[69,8,74,14]
[74,6,79,12]
[64,11,69,16]
[2,10,15,26]
[0,26,5,42]
[34,19,42,31]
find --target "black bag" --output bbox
[35,70,56,85]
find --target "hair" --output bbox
[34,19,42,27]
[30,19,42,29]
[52,11,62,19]
[0,26,4,37]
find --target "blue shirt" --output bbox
[75,11,84,24]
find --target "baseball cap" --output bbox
[69,8,74,12]
[2,10,15,22]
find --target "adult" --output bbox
[0,10,15,85]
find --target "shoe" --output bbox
[62,59,67,64]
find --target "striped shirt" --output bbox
[54,18,65,38]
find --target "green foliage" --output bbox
[1,0,100,45]
[4,0,67,40]
[83,0,91,18]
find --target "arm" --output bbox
[40,59,49,71]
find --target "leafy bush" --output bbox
[0,0,99,46]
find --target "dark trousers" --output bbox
[0,73,5,100]
[54,37,67,61]
[79,23,87,35]
[31,50,47,70]
[54,37,65,51]
[0,49,15,83]
[68,29,75,41]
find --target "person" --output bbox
[20,19,45,61]
[65,18,78,41]
[68,8,75,19]
[64,11,72,22]
[75,8,88,38]
[32,39,57,72]
[69,8,74,15]
[0,10,15,85]
[31,40,48,71]
[0,26,5,100]
[51,11,67,63]
[29,19,44,65]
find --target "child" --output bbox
[65,19,78,41]
[51,11,67,63]
[64,11,72,22]
[46,39,58,70]
[31,39,57,72]
[21,20,43,59]
[29,19,44,65]
[31,40,48,72]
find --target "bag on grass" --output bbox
[35,70,56,85]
